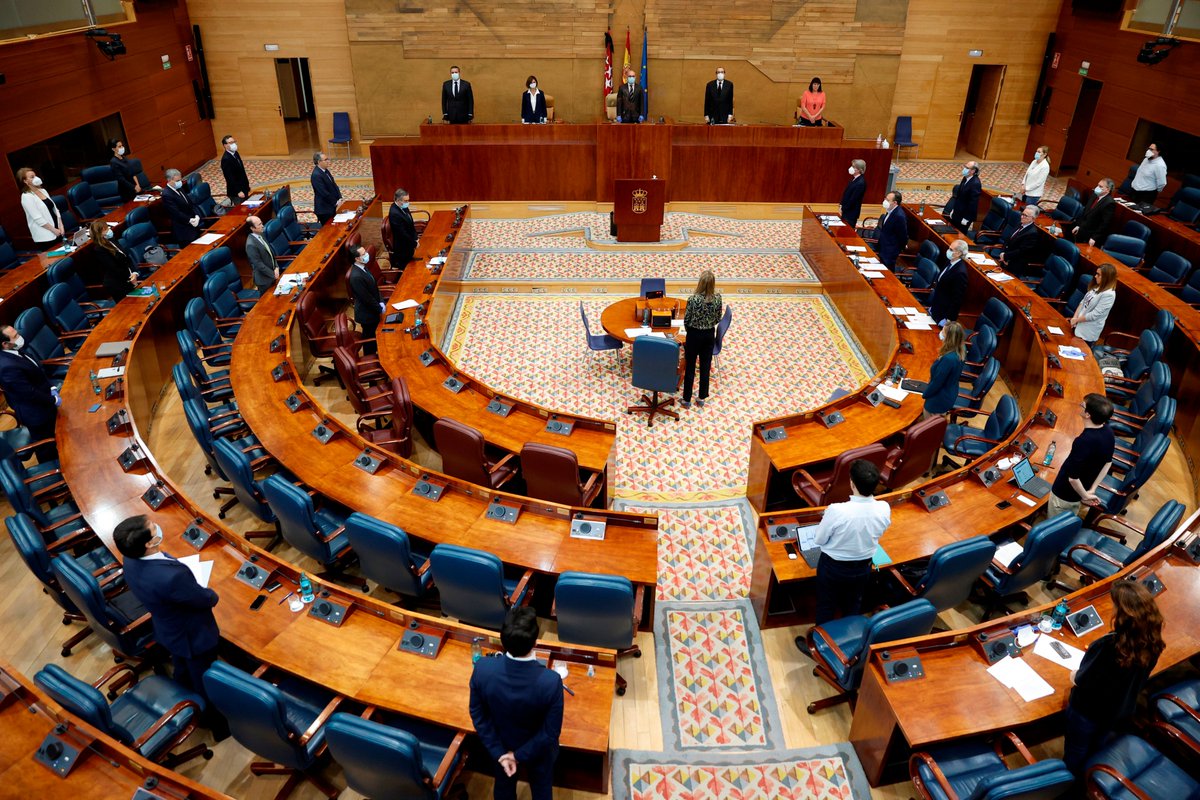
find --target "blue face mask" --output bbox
[1094,186,1104,196]
[173,180,183,190]
[401,202,409,209]
[1033,152,1043,161]
[962,167,970,177]
[627,77,635,86]
[946,247,955,261]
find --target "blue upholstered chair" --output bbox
[67,181,105,222]
[0,438,64,500]
[1050,194,1083,223]
[176,329,233,403]
[202,661,340,800]
[0,460,84,539]
[1094,310,1173,367]
[1119,219,1151,243]
[184,297,234,365]
[273,185,293,212]
[120,221,179,267]
[910,732,1074,800]
[187,182,221,221]
[943,394,1019,460]
[1084,736,1198,800]
[802,598,938,712]
[325,711,466,800]
[1062,273,1093,317]
[580,301,623,360]
[51,551,156,663]
[894,116,919,159]
[627,336,680,427]
[1168,188,1200,224]
[428,543,532,630]
[1153,680,1200,758]
[888,534,996,612]
[1109,362,1171,437]
[34,663,210,766]
[1143,251,1192,289]
[261,474,363,588]
[979,512,1082,618]
[1101,234,1146,268]
[954,357,999,412]
[211,438,280,554]
[199,246,258,302]
[0,225,29,270]
[81,164,121,209]
[964,297,1014,340]
[963,325,996,378]
[202,271,248,333]
[264,218,302,260]
[1023,254,1073,302]
[329,111,352,157]
[974,198,1012,245]
[123,204,151,229]
[1104,330,1163,402]
[342,511,432,600]
[639,277,665,297]
[555,571,644,695]
[14,306,73,379]
[1060,499,1183,584]
[278,204,320,242]
[1112,397,1174,472]
[47,256,115,317]
[711,304,733,378]
[181,398,239,519]
[1090,434,1169,518]
[906,257,939,305]
[43,282,97,345]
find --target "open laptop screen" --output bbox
[1012,457,1036,487]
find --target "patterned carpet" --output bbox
[893,159,1068,210]
[465,250,813,282]
[471,213,812,250]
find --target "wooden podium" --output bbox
[613,178,665,242]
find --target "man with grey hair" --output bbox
[161,167,201,245]
[310,152,342,225]
[928,238,969,326]
[1071,177,1116,247]
[245,215,277,296]
[840,159,867,228]
[998,204,1041,278]
[388,188,419,269]
[948,160,981,233]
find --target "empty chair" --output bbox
[1113,396,1174,470]
[943,394,1019,460]
[1101,234,1146,268]
[81,164,121,208]
[1119,219,1151,243]
[332,348,393,417]
[188,182,222,221]
[894,115,919,159]
[185,171,201,193]
[962,324,997,377]
[176,329,233,403]
[325,711,466,800]
[202,661,340,800]
[555,571,643,695]
[211,438,279,551]
[356,377,413,458]
[977,207,1020,250]
[34,663,210,766]
[906,257,939,302]
[580,301,623,360]
[341,512,432,600]
[1060,499,1183,584]
[184,297,234,364]
[0,460,83,538]
[264,218,302,260]
[427,544,532,630]
[1,225,36,270]
[432,418,517,489]
[123,203,151,228]
[1143,251,1192,288]
[51,195,81,236]
[47,257,115,318]
[1024,254,1073,301]
[978,512,1083,617]
[1050,194,1083,222]
[14,306,73,378]
[67,181,105,222]
[1062,273,1093,316]
[1109,362,1171,438]
[888,534,996,612]
[881,415,947,489]
[297,291,339,385]
[954,356,999,412]
[278,204,320,244]
[1095,310,1175,368]
[42,282,98,345]
[639,277,665,297]
[261,474,363,588]
[910,732,1073,800]
[1167,187,1200,223]
[199,246,258,302]
[181,398,240,520]
[793,443,889,506]
[1049,236,1080,269]
[965,297,1014,340]
[1103,329,1162,401]
[273,185,293,211]
[626,336,680,427]
[974,197,1013,245]
[1153,680,1200,759]
[1083,736,1198,800]
[202,271,250,333]
[0,438,64,499]
[897,238,943,274]
[520,442,603,507]
[1090,433,1169,518]
[711,305,734,380]
[51,551,156,662]
[801,598,937,712]
[328,111,352,157]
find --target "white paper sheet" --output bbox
[889,308,909,316]
[1047,326,1065,336]
[670,319,685,328]
[877,384,908,403]
[988,272,1015,282]
[897,307,918,315]
[861,271,886,279]
[176,554,213,589]
[192,233,223,246]
[824,219,845,227]
[904,321,933,330]
[994,541,1024,567]
[987,655,1055,702]
[624,327,653,338]
[1033,633,1086,671]
[332,212,355,223]
[845,245,867,252]
[1058,345,1087,361]
[392,299,420,310]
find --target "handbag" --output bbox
[142,245,168,265]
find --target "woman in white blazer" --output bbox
[1071,262,1117,345]
[1019,145,1050,207]
[17,167,64,250]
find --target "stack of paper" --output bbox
[428,256,447,267]
[176,554,214,589]
[1047,326,1065,336]
[987,272,1015,282]
[877,384,908,403]
[332,211,356,224]
[845,245,867,253]
[624,327,653,338]
[1032,634,1085,671]
[860,271,887,279]
[994,541,1024,567]
[134,194,155,202]
[986,655,1055,701]
[193,232,224,246]
[392,299,420,310]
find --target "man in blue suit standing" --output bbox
[469,607,564,800]
[310,152,342,225]
[876,190,909,269]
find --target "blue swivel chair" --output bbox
[711,305,733,380]
[264,218,302,260]
[199,246,258,302]
[14,307,73,379]
[176,330,233,402]
[1060,499,1183,585]
[81,165,121,209]
[67,181,105,222]
[188,182,222,222]
[184,171,201,193]
[329,112,352,157]
[1102,234,1146,268]
[954,357,999,412]
[1142,251,1192,289]
[888,535,996,613]
[34,663,210,766]
[0,438,64,499]
[0,228,24,270]
[0,461,84,539]
[555,571,644,695]
[211,438,280,552]
[278,204,320,243]
[427,544,533,630]
[943,394,1019,461]
[51,551,156,663]
[627,336,680,427]
[978,512,1082,618]
[910,732,1074,800]
[202,661,340,800]
[1109,362,1171,437]
[1084,736,1198,800]
[261,474,364,588]
[639,277,665,297]
[341,511,433,601]
[47,257,115,318]
[897,239,943,275]
[174,359,238,420]
[1060,274,1091,318]
[906,258,939,305]
[202,271,248,333]
[273,185,293,212]
[802,598,938,713]
[964,297,1014,340]
[580,302,623,361]
[1119,219,1151,243]
[1094,310,1174,367]
[123,204,151,229]
[1050,194,1083,223]
[184,298,234,365]
[1168,188,1200,224]
[1023,254,1073,302]
[962,325,997,378]
[975,199,1013,245]
[1153,680,1200,758]
[181,399,239,519]
[325,711,466,800]
[1090,434,1169,519]
[1104,330,1163,401]
[120,221,179,267]
[43,282,97,347]
[1112,397,1174,472]
[894,116,919,159]
[1178,268,1200,304]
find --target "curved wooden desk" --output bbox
[599,296,686,344]
[54,202,623,793]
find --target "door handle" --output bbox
[278,106,283,116]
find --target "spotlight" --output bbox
[1137,37,1178,65]
[84,28,126,61]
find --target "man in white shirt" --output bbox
[1130,143,1167,205]
[796,460,891,654]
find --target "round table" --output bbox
[599,296,687,344]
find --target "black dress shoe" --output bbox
[794,635,811,657]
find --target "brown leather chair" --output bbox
[792,443,889,507]
[545,94,556,122]
[332,346,392,416]
[519,442,603,507]
[880,415,948,490]
[432,418,517,490]
[356,377,413,458]
[333,311,379,365]
[296,291,339,385]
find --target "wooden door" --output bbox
[924,62,973,159]
[238,57,289,155]
[1033,75,1080,177]
[967,66,1006,158]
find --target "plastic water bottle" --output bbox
[299,573,314,603]
[919,201,926,216]
[471,636,484,663]
[876,133,882,146]
[89,370,101,394]
[1043,440,1056,467]
[882,138,890,149]
[642,307,650,325]
[1050,599,1068,630]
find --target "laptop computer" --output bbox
[1010,456,1052,498]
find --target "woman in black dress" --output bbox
[90,219,139,301]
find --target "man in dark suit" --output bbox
[310,152,342,226]
[348,244,381,355]
[469,607,563,800]
[245,215,277,295]
[929,239,970,325]
[388,189,419,270]
[1071,178,1116,247]
[947,161,982,234]
[616,69,645,124]
[442,65,474,124]
[703,67,734,124]
[161,168,201,245]
[219,134,250,202]
[113,515,228,738]
[875,190,909,269]
[998,205,1043,278]
[0,325,58,463]
[840,159,867,229]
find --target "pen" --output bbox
[562,684,575,696]
[278,591,294,605]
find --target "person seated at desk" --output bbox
[997,204,1042,278]
[521,75,547,124]
[16,167,64,251]
[797,76,826,126]
[703,66,734,124]
[1129,143,1167,205]
[161,168,201,245]
[875,190,908,269]
[923,322,965,419]
[1069,178,1116,247]
[616,69,644,124]
[91,219,139,300]
[108,138,143,203]
[442,65,474,124]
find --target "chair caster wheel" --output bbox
[203,750,214,760]
[107,690,118,700]
[633,651,642,658]
[218,511,226,520]
[361,585,371,593]
[62,618,71,626]
[61,648,71,658]
[807,703,817,714]
[616,686,626,696]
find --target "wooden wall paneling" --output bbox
[595,123,673,201]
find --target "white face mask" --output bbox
[116,146,126,156]
[9,335,24,350]
[228,142,238,152]
[1145,149,1155,159]
[358,254,369,265]
[451,73,459,80]
[716,73,725,81]
[529,83,536,90]
[31,177,43,187]
[881,200,890,211]
[1094,186,1104,196]
[848,166,856,176]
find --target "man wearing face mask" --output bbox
[1070,178,1116,247]
[442,66,474,124]
[928,239,970,326]
[161,168,202,245]
[220,134,250,202]
[840,160,867,229]
[0,325,58,463]
[703,67,734,124]
[113,515,228,739]
[875,191,908,269]
[946,161,981,234]
[388,188,419,270]
[1129,143,1167,205]
[616,69,645,124]
[348,244,383,354]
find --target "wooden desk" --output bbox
[1065,177,1200,267]
[848,514,1200,786]
[599,296,685,344]
[54,203,623,793]
[0,663,231,799]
